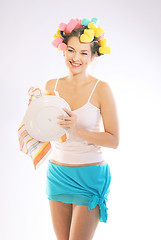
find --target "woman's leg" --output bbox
[69,204,100,240]
[49,200,73,240]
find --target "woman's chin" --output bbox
[68,66,83,74]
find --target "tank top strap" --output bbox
[87,79,100,103]
[54,78,59,92]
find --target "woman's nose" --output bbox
[72,52,80,62]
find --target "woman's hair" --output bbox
[60,26,102,57]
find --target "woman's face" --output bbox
[63,36,95,74]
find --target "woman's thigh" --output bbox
[49,200,73,240]
[69,204,100,240]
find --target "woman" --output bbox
[46,18,119,240]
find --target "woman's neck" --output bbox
[65,72,92,86]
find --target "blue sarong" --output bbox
[46,160,111,223]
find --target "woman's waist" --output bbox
[49,159,106,167]
[49,149,104,165]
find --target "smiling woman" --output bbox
[63,36,95,73]
[46,17,118,240]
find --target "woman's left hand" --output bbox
[57,108,78,136]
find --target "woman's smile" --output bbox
[69,61,82,68]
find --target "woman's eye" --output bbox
[82,53,87,55]
[68,49,73,52]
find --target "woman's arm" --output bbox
[75,128,118,148]
[75,81,120,149]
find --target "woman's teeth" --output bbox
[70,61,81,67]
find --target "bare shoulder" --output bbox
[97,79,110,91]
[97,80,114,102]
[45,78,57,91]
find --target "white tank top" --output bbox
[50,78,104,164]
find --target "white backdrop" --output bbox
[1,0,161,239]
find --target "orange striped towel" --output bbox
[17,86,67,170]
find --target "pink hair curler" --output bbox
[58,42,68,51]
[59,22,67,31]
[75,19,83,28]
[52,37,63,48]
[65,19,78,33]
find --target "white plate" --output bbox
[23,95,71,142]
